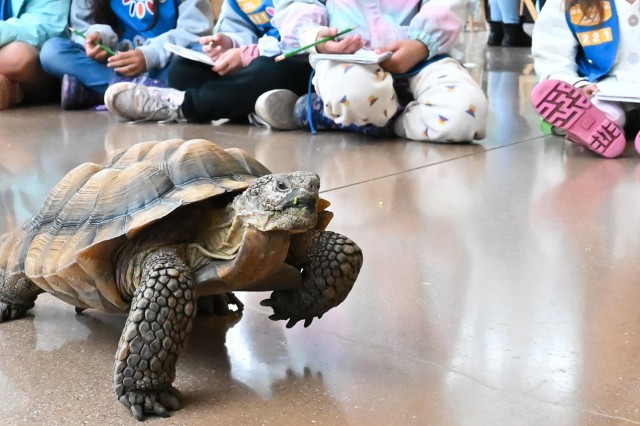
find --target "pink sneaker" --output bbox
[531,79,626,158]
[636,131,640,155]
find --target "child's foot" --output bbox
[0,75,25,110]
[531,79,626,158]
[104,82,185,123]
[253,89,302,130]
[61,74,104,110]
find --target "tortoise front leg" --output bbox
[0,269,43,322]
[261,229,363,328]
[114,248,196,420]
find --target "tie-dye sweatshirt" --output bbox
[272,0,466,59]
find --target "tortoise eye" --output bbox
[276,181,289,192]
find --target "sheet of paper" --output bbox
[309,50,392,64]
[164,43,215,66]
[593,81,640,103]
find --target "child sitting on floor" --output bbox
[39,0,212,110]
[251,0,488,142]
[531,0,640,158]
[0,0,69,109]
[103,0,312,124]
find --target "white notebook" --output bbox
[593,81,640,103]
[164,43,215,66]
[309,50,392,64]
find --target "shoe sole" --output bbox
[255,90,300,130]
[531,80,625,158]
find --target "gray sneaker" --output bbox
[104,82,185,123]
[253,89,301,130]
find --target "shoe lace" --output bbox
[129,85,183,124]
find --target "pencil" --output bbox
[69,27,117,56]
[275,27,357,62]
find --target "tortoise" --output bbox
[0,138,363,420]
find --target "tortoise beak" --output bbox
[282,191,318,212]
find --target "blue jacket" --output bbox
[0,0,70,48]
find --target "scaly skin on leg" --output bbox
[114,249,196,420]
[0,269,43,322]
[261,230,363,328]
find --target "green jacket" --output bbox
[0,0,70,48]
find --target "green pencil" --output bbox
[275,27,357,62]
[69,27,117,56]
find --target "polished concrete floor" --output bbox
[2,31,640,426]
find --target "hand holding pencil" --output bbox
[276,26,361,61]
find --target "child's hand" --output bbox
[107,49,147,76]
[85,32,110,62]
[201,34,234,60]
[578,83,599,99]
[377,39,429,74]
[213,48,242,76]
[315,27,362,54]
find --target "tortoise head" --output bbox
[231,171,321,232]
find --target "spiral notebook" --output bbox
[164,43,215,66]
[309,50,392,64]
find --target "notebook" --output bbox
[593,81,640,103]
[164,43,215,66]
[309,50,392,64]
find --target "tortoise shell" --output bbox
[0,139,271,312]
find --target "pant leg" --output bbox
[312,60,399,127]
[394,58,488,142]
[494,0,521,23]
[175,55,312,123]
[40,37,114,95]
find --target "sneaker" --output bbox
[61,74,104,110]
[635,131,640,155]
[104,82,185,123]
[531,79,626,158]
[253,89,302,130]
[0,75,25,110]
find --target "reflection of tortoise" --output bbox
[0,139,363,420]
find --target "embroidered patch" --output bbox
[123,0,155,18]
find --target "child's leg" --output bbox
[313,60,400,127]
[40,38,113,95]
[178,55,312,122]
[531,79,626,158]
[0,42,57,102]
[394,58,488,142]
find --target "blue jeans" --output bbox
[489,0,521,24]
[40,38,170,96]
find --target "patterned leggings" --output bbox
[312,57,488,142]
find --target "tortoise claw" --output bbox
[118,387,180,421]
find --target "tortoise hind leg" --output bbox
[261,229,363,328]
[0,269,43,323]
[114,248,196,421]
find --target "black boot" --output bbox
[487,21,504,46]
[502,23,532,47]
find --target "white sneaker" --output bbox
[104,82,185,123]
[253,89,301,130]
